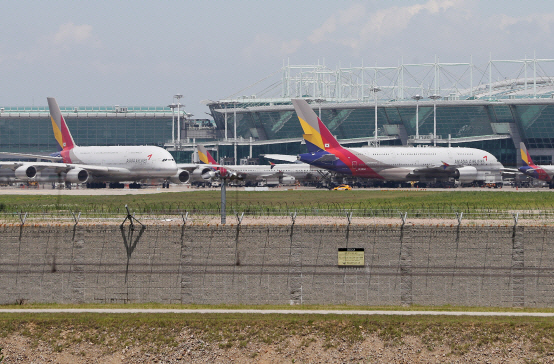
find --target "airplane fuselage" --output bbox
[519,165,554,181]
[300,146,503,183]
[224,163,322,182]
[64,146,178,182]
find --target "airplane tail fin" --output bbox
[292,99,341,153]
[520,142,534,167]
[197,144,217,165]
[47,97,77,151]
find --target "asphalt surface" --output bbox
[0,185,549,195]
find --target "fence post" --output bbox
[456,212,463,226]
[181,211,189,226]
[235,212,244,225]
[290,211,297,227]
[400,211,407,226]
[71,211,81,225]
[346,211,353,225]
[18,212,27,226]
[120,205,144,229]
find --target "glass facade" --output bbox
[0,113,173,154]
[513,104,554,148]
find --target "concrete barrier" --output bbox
[1,224,553,307]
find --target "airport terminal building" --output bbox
[3,58,554,167]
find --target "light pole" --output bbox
[233,102,237,164]
[221,174,226,224]
[411,94,422,141]
[174,94,183,148]
[371,87,381,146]
[184,112,193,142]
[221,102,228,141]
[429,94,441,146]
[167,103,177,146]
[315,98,324,119]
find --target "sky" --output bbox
[2,0,554,118]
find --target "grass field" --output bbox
[1,190,554,214]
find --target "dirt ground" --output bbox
[0,329,551,363]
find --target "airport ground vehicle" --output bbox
[333,184,352,190]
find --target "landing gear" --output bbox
[86,182,107,189]
[161,181,170,188]
[109,182,125,189]
[129,182,142,189]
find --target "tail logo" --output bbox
[292,99,382,179]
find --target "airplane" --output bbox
[195,144,324,186]
[0,97,190,188]
[518,142,554,188]
[292,98,504,187]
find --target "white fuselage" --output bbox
[67,146,178,182]
[225,163,322,183]
[303,146,504,183]
[358,146,504,182]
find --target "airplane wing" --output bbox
[314,154,338,163]
[0,161,74,173]
[0,152,62,162]
[411,163,457,175]
[177,163,225,171]
[262,154,300,163]
[0,161,130,176]
[254,171,284,180]
[500,168,519,178]
[176,163,202,171]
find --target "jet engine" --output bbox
[169,169,190,184]
[454,166,478,183]
[200,167,216,180]
[14,165,37,180]
[279,176,296,185]
[66,168,89,183]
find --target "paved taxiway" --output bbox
[0,309,553,316]
[0,185,549,195]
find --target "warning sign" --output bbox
[338,248,364,267]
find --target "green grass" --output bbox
[2,190,554,214]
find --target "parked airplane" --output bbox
[177,144,229,184]
[292,98,504,186]
[0,97,190,187]
[195,144,323,186]
[518,142,554,188]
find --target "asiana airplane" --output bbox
[193,144,324,186]
[518,142,554,188]
[292,98,504,186]
[0,97,190,187]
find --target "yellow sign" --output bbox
[338,248,364,267]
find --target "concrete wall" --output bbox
[1,223,554,307]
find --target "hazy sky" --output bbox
[2,0,554,117]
